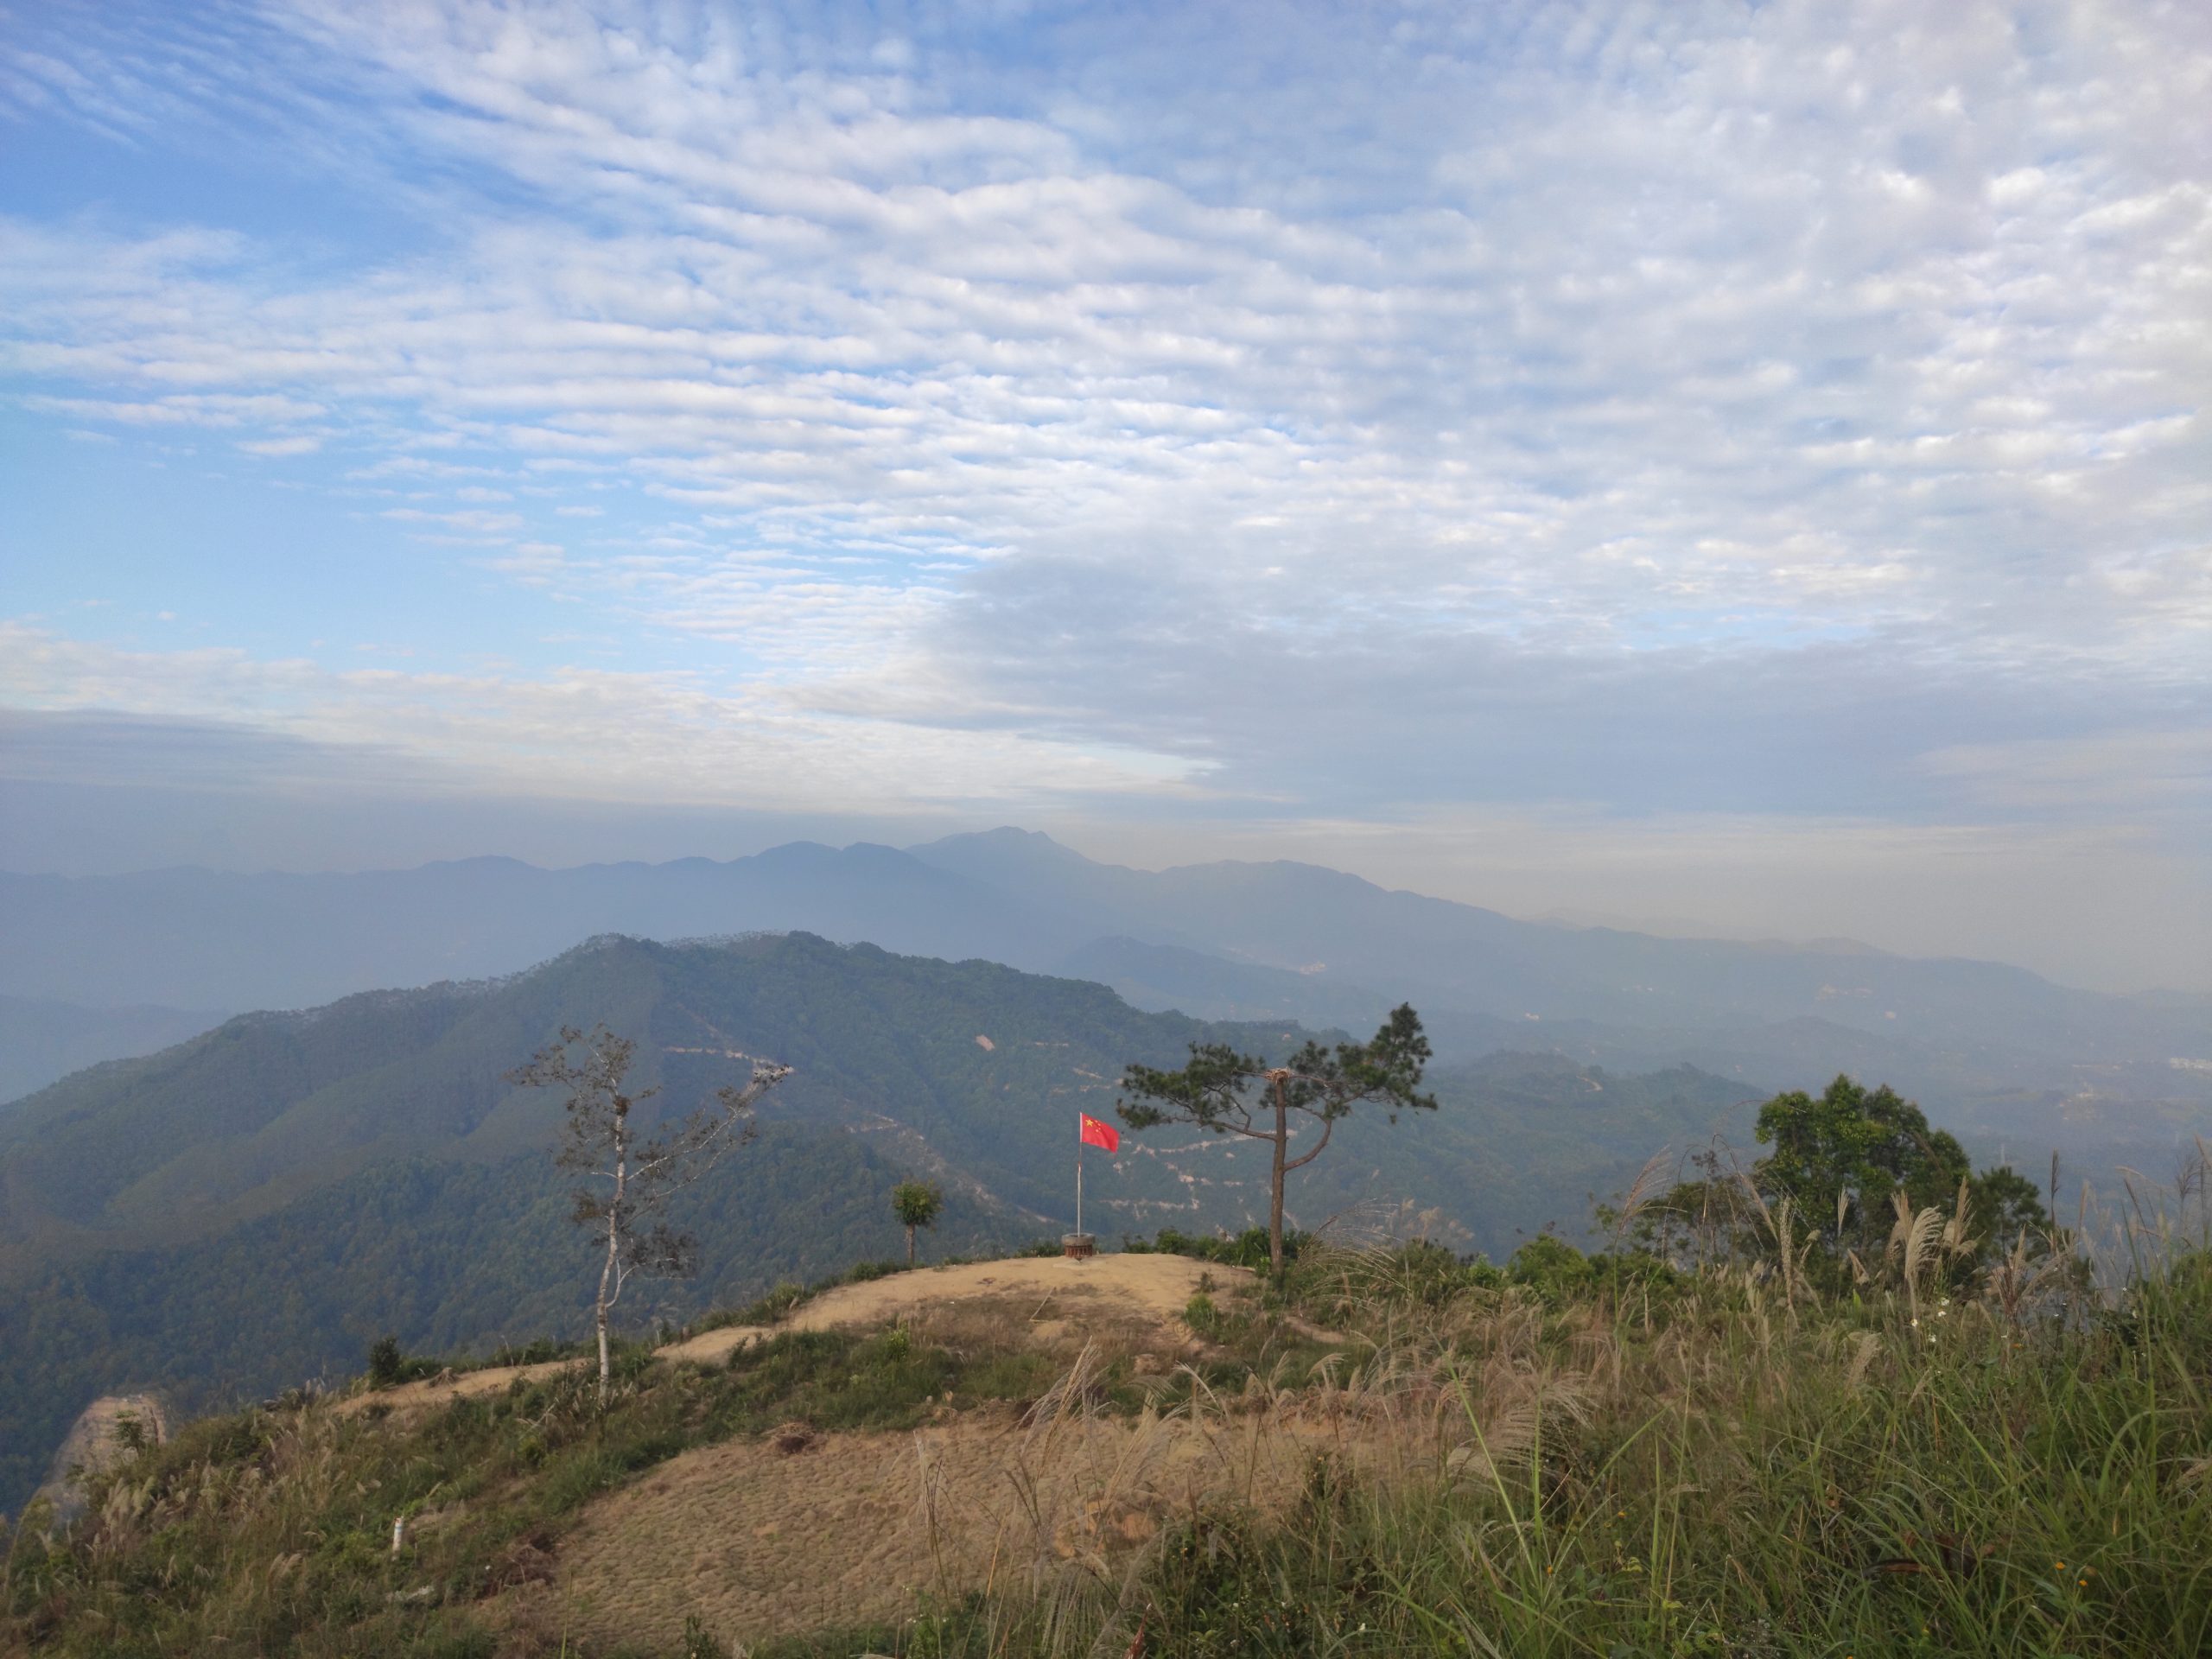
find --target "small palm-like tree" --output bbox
[891,1180,944,1266]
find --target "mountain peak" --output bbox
[919,825,1065,850]
[906,826,1092,868]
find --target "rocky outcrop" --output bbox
[34,1394,166,1527]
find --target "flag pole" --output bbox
[1076,1124,1084,1236]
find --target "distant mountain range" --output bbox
[4,830,2205,1143]
[0,931,1755,1515]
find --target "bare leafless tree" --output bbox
[506,1025,790,1402]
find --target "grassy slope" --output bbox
[8,1236,2211,1659]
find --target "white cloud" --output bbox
[0,3,2199,690]
[381,505,524,535]
[0,0,2207,986]
[0,620,1201,811]
[238,433,324,456]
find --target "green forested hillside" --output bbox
[0,1128,1022,1515]
[0,932,1755,1517]
[0,933,1268,1269]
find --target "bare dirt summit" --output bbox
[663,1249,1249,1364]
[342,1250,1250,1418]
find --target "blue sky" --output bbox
[1,0,2207,992]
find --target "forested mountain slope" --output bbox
[0,932,1753,1516]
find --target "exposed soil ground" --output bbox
[340,1253,1249,1418]
[346,1252,1338,1648]
[665,1250,1248,1363]
[499,1392,1382,1652]
[332,1359,578,1419]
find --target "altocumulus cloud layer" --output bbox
[0,0,2206,990]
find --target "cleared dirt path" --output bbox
[663,1251,1246,1363]
[332,1359,578,1418]
[340,1253,1249,1416]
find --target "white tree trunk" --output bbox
[596,1135,626,1404]
[1268,1076,1288,1275]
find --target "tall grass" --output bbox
[10,1188,2212,1657]
[755,1257,2212,1659]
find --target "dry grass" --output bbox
[510,1267,1592,1654]
[339,1254,1244,1422]
[509,1334,1427,1654]
[331,1360,579,1421]
[664,1252,1245,1366]
[19,1203,2212,1659]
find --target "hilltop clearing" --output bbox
[344,1253,1245,1418]
[10,1227,2212,1658]
[509,1383,1346,1653]
[660,1249,1243,1363]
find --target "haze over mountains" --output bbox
[20,819,2197,1512]
[0,930,1755,1513]
[0,838,2202,1519]
[5,830,2205,1151]
[0,997,229,1108]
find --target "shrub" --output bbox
[365,1334,437,1389]
[736,1282,808,1325]
[1183,1291,1219,1335]
[367,1334,404,1388]
[1126,1226,1306,1269]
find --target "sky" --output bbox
[0,0,2207,994]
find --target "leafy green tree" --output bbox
[1119,1004,1435,1274]
[367,1335,404,1389]
[1751,1074,2046,1287]
[890,1180,944,1266]
[1968,1165,2050,1258]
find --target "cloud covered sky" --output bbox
[1,0,2206,991]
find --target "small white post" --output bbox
[391,1516,405,1555]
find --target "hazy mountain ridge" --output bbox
[0,931,1757,1516]
[0,844,1083,1013]
[3,829,2203,1142]
[910,830,2203,1057]
[10,831,2202,1035]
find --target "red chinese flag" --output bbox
[1079,1113,1120,1154]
